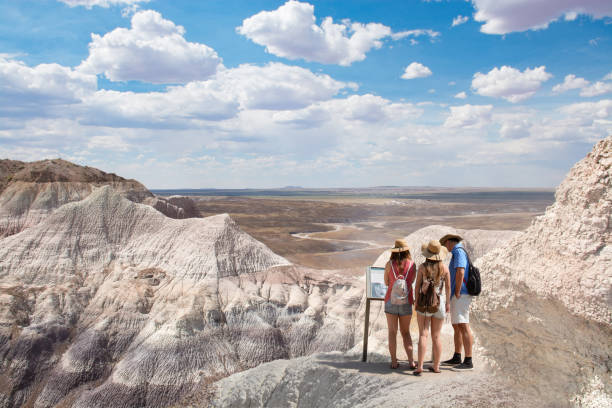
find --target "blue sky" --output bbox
[1,0,611,188]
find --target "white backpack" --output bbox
[390,261,412,305]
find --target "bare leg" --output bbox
[452,323,463,354]
[398,314,414,366]
[458,323,473,358]
[386,313,399,367]
[431,317,444,371]
[416,313,430,373]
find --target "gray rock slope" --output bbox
[0,186,330,408]
[0,158,199,237]
[209,352,534,408]
[473,135,612,407]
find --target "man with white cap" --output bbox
[439,233,474,371]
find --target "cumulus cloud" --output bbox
[58,0,148,8]
[401,62,432,80]
[471,65,552,103]
[454,91,467,99]
[273,94,422,128]
[0,56,96,118]
[452,15,469,27]
[213,63,353,110]
[444,104,493,128]
[78,10,222,83]
[604,71,612,81]
[552,73,612,97]
[552,74,590,93]
[559,99,612,120]
[236,0,392,66]
[81,62,353,128]
[497,113,533,139]
[580,81,612,97]
[472,0,612,34]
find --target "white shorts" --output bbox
[450,295,472,324]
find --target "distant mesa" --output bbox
[0,158,200,237]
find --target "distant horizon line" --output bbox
[149,186,556,191]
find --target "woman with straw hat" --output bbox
[383,239,417,370]
[413,240,450,376]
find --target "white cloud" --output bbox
[87,135,131,151]
[471,65,552,103]
[452,15,469,27]
[212,63,353,110]
[580,81,612,97]
[78,10,222,83]
[454,91,467,99]
[237,1,392,66]
[552,74,590,93]
[58,0,148,8]
[604,71,612,81]
[273,94,422,127]
[0,56,96,118]
[80,62,353,128]
[391,29,440,41]
[444,104,493,128]
[552,73,612,97]
[472,0,612,34]
[401,62,432,80]
[497,113,533,139]
[559,99,612,120]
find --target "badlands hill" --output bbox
[0,186,370,408]
[0,158,199,237]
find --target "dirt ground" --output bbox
[194,193,552,270]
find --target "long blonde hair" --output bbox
[423,259,442,286]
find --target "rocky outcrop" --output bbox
[372,225,521,267]
[473,136,612,406]
[145,195,200,219]
[208,352,534,408]
[0,159,199,237]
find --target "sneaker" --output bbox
[441,356,462,366]
[451,362,474,371]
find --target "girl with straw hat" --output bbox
[383,239,417,370]
[413,240,450,375]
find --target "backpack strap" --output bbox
[456,246,471,285]
[391,261,409,280]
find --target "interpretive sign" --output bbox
[363,266,386,361]
[366,266,387,299]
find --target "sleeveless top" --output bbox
[384,260,416,304]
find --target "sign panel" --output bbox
[366,266,387,300]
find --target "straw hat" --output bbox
[439,233,463,245]
[421,240,448,261]
[390,239,410,253]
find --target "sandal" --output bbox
[390,361,399,369]
[428,367,441,373]
[413,370,422,376]
[407,361,417,370]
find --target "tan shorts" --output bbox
[450,295,472,324]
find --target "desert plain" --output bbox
[186,188,554,271]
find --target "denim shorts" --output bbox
[384,300,413,316]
